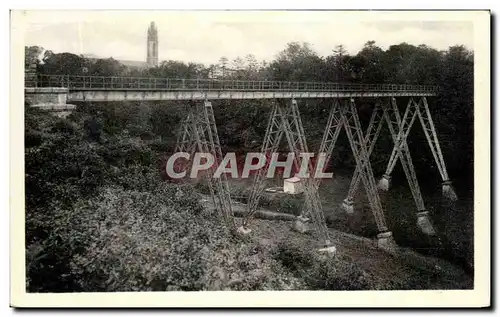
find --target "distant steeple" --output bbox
[147,22,158,67]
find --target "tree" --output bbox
[218,56,229,79]
[270,42,324,81]
[329,44,350,82]
[232,57,245,70]
[89,58,125,77]
[39,52,86,76]
[25,46,44,67]
[245,54,259,71]
[356,41,385,82]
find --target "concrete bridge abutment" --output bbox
[25,87,76,118]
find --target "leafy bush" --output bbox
[97,134,157,167]
[27,183,302,292]
[273,195,303,216]
[25,124,110,218]
[273,240,370,290]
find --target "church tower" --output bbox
[147,22,159,67]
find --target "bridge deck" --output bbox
[28,75,438,101]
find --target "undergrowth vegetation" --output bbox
[25,97,473,292]
[25,107,306,292]
[25,39,474,291]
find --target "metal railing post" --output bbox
[35,75,439,97]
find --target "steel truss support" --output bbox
[174,101,236,231]
[378,97,457,201]
[244,101,285,226]
[315,98,397,251]
[382,97,435,235]
[175,112,194,153]
[378,98,418,191]
[418,97,458,201]
[243,99,331,246]
[317,99,344,184]
[341,101,385,213]
[341,99,392,233]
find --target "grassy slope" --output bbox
[225,172,474,270]
[201,171,473,289]
[202,196,473,290]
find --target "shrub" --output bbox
[97,135,157,168]
[273,241,315,272]
[27,183,303,292]
[302,257,370,290]
[273,240,371,290]
[27,184,204,292]
[27,177,302,292]
[25,134,109,211]
[273,195,303,216]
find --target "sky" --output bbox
[21,11,474,66]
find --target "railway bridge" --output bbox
[25,74,454,253]
[26,74,438,101]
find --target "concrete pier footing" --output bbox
[317,239,337,256]
[442,180,458,201]
[377,231,398,253]
[293,215,310,234]
[236,226,252,236]
[341,198,354,214]
[378,174,392,191]
[317,245,337,255]
[416,211,436,236]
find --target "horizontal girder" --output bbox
[66,90,435,102]
[29,74,438,101]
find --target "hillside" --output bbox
[24,105,473,292]
[202,195,473,290]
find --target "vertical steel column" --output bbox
[417,97,458,201]
[341,101,385,213]
[174,110,196,154]
[280,100,330,245]
[382,97,435,235]
[243,101,285,226]
[173,101,236,231]
[202,101,236,228]
[187,102,220,215]
[243,99,331,246]
[316,99,344,187]
[341,99,389,233]
[341,99,397,251]
[378,98,417,191]
[309,99,344,218]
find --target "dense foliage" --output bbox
[25,40,474,292]
[25,107,304,292]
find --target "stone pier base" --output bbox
[377,231,398,253]
[292,216,310,234]
[341,198,354,214]
[442,180,458,201]
[378,174,392,191]
[416,211,436,236]
[236,226,252,236]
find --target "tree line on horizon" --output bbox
[26,40,472,84]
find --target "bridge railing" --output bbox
[33,74,439,93]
